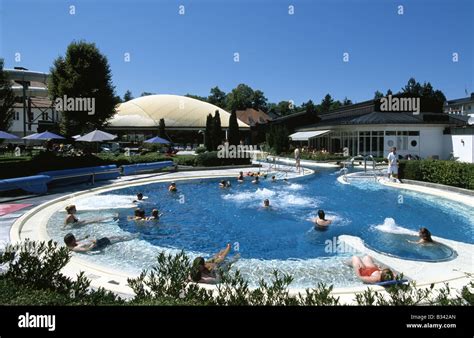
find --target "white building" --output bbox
[444,93,474,116]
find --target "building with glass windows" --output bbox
[285,100,471,161]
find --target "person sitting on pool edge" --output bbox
[237,171,244,182]
[263,199,270,208]
[350,255,395,284]
[314,210,332,228]
[63,233,137,253]
[190,244,232,284]
[168,182,177,192]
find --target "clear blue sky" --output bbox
[1,0,472,105]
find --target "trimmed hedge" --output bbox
[399,160,474,190]
[195,151,251,167]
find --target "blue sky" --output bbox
[1,0,472,105]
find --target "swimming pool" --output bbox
[46,168,473,288]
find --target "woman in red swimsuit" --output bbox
[351,255,394,284]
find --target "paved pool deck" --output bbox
[3,160,474,304]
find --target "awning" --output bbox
[289,130,330,141]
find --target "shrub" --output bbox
[195,146,207,154]
[399,160,474,189]
[195,151,251,167]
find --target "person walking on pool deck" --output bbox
[294,147,301,173]
[387,147,399,179]
[64,233,137,252]
[350,255,395,284]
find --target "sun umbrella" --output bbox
[144,136,170,144]
[75,129,117,142]
[0,131,20,140]
[22,131,65,140]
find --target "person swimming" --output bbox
[350,255,395,284]
[408,227,434,244]
[63,205,116,228]
[263,199,270,208]
[219,180,231,188]
[252,176,259,184]
[133,193,144,203]
[237,171,244,182]
[64,233,137,253]
[314,210,332,228]
[168,182,177,192]
[146,209,160,221]
[128,208,146,221]
[190,244,233,284]
[271,175,276,182]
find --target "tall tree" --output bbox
[320,94,334,113]
[159,118,166,138]
[402,78,422,95]
[208,86,226,108]
[343,97,353,106]
[303,99,319,123]
[226,84,254,111]
[185,93,207,101]
[251,90,268,111]
[49,41,119,136]
[212,110,223,150]
[123,90,134,102]
[386,89,393,96]
[0,59,16,131]
[374,90,384,99]
[228,110,240,145]
[205,114,214,151]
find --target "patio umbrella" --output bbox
[144,136,170,144]
[22,131,65,140]
[0,131,19,140]
[75,129,117,142]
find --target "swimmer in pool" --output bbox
[408,227,434,244]
[190,244,237,284]
[237,171,244,182]
[146,209,160,221]
[64,233,138,253]
[314,209,332,228]
[263,199,270,208]
[133,193,144,203]
[271,175,276,182]
[128,208,146,221]
[63,205,116,228]
[252,176,259,184]
[168,182,177,192]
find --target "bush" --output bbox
[173,155,196,166]
[399,160,474,190]
[195,151,251,167]
[195,146,207,154]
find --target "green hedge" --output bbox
[399,160,474,190]
[195,151,251,167]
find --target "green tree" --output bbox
[0,59,16,131]
[226,84,254,111]
[343,97,353,106]
[272,101,293,116]
[402,78,422,95]
[228,110,240,145]
[208,86,226,109]
[141,92,154,97]
[320,94,334,113]
[205,114,214,151]
[266,125,289,155]
[251,90,268,111]
[386,89,393,96]
[185,93,207,101]
[123,90,134,102]
[159,118,166,139]
[213,110,223,149]
[49,41,119,136]
[374,90,384,99]
[303,99,319,123]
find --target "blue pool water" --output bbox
[47,168,473,287]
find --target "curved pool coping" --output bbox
[10,166,474,304]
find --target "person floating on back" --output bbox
[190,244,233,284]
[64,233,137,253]
[63,205,116,228]
[314,209,332,229]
